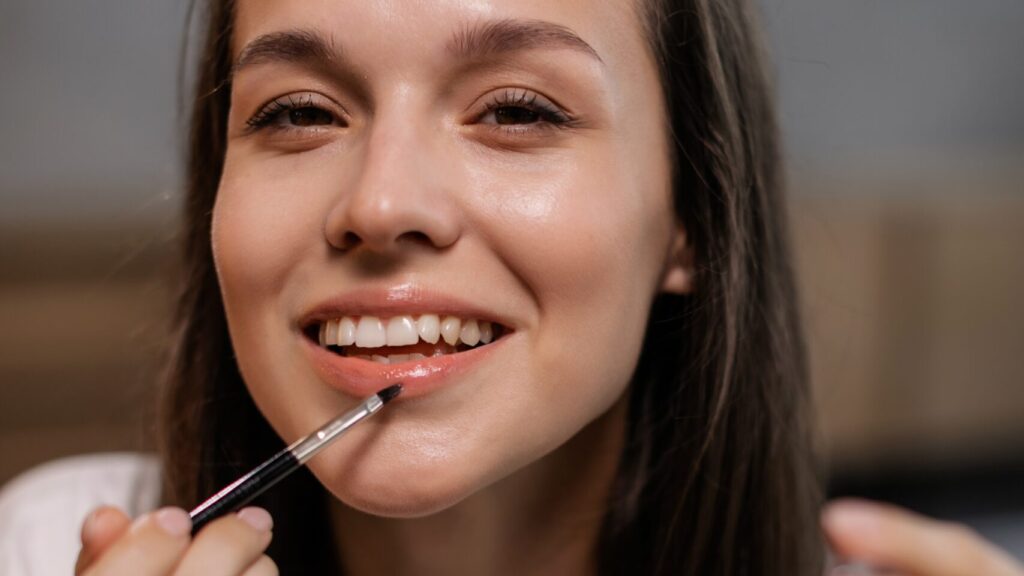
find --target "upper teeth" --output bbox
[318,315,496,348]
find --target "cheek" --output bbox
[470,150,668,301]
[211,147,349,335]
[467,146,671,412]
[211,161,319,298]
[210,157,329,424]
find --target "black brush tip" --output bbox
[376,383,403,404]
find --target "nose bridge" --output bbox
[327,92,458,253]
[362,98,425,192]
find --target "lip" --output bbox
[301,334,507,399]
[296,284,516,399]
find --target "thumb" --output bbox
[75,506,131,574]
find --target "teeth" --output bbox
[440,316,462,345]
[416,314,440,344]
[460,319,480,346]
[325,319,339,346]
[386,316,419,346]
[355,316,387,348]
[338,317,356,346]
[319,314,502,350]
[358,353,429,364]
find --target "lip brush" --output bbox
[188,383,403,535]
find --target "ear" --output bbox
[660,221,695,294]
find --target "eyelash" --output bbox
[243,88,577,136]
[245,93,327,132]
[479,88,575,133]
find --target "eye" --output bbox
[245,93,344,133]
[477,88,576,132]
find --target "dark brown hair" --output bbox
[160,0,825,573]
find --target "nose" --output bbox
[325,108,461,255]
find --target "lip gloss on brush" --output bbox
[188,383,403,535]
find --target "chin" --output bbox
[307,449,496,518]
[332,476,480,519]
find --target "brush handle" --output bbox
[188,448,300,535]
[186,390,389,535]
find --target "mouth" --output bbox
[301,314,511,365]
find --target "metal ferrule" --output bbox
[289,394,384,464]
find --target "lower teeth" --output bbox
[328,341,472,362]
[347,350,450,364]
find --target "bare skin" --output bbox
[75,506,275,575]
[72,0,1024,574]
[823,499,1023,576]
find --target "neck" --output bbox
[331,395,627,576]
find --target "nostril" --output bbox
[335,230,432,251]
[397,231,432,247]
[340,231,362,249]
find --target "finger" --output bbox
[172,507,273,575]
[240,555,279,576]
[76,506,132,574]
[823,498,1024,576]
[82,507,192,575]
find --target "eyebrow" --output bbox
[233,29,336,75]
[448,18,604,65]
[232,18,603,76]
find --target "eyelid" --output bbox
[243,91,347,134]
[474,87,577,128]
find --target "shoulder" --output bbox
[0,453,161,576]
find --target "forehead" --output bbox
[231,0,651,76]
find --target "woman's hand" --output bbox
[74,505,277,575]
[823,498,1023,575]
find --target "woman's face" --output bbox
[213,0,686,516]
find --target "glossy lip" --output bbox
[296,284,518,399]
[301,333,509,399]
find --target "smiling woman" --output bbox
[4,0,1022,575]
[176,1,812,573]
[212,0,688,558]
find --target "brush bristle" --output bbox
[376,383,403,404]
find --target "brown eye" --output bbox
[493,106,541,125]
[478,88,573,133]
[288,106,334,127]
[245,93,344,133]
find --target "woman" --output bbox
[6,0,1022,574]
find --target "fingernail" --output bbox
[81,508,106,540]
[154,507,192,537]
[237,507,273,532]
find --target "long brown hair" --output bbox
[160,0,825,573]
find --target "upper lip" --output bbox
[297,284,516,332]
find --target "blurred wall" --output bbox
[2,1,1023,486]
[0,0,187,225]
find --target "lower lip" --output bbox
[300,333,508,399]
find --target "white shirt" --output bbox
[0,453,161,576]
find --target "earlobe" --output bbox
[660,224,695,294]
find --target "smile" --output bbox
[309,314,509,364]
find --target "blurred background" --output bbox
[2,0,1022,558]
